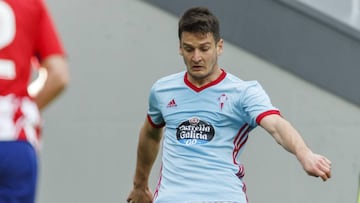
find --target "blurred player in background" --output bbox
[0,0,69,202]
[127,6,331,203]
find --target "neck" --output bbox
[187,68,223,88]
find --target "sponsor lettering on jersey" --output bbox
[176,117,215,145]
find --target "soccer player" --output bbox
[0,0,69,202]
[127,7,331,203]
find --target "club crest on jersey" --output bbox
[218,93,228,110]
[176,117,215,145]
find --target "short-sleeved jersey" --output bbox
[148,70,280,203]
[0,0,64,148]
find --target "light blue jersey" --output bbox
[147,70,280,203]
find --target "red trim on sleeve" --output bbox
[256,110,281,125]
[147,114,165,128]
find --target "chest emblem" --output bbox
[218,93,228,110]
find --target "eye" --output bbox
[201,46,210,52]
[183,46,194,52]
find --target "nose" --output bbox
[191,49,202,63]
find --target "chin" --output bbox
[190,72,208,80]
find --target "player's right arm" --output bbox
[127,118,163,203]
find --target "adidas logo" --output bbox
[167,99,177,108]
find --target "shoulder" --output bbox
[4,0,44,13]
[225,72,263,91]
[152,71,185,89]
[156,71,185,83]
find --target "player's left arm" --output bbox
[259,114,332,181]
[31,0,69,110]
[32,55,69,110]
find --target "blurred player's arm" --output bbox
[30,55,69,111]
[259,114,331,181]
[127,118,163,203]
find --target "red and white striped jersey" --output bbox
[0,0,65,149]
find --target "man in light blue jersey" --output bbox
[127,7,331,203]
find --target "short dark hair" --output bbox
[178,7,221,43]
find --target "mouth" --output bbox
[191,65,203,70]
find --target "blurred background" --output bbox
[38,0,360,202]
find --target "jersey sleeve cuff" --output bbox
[147,114,165,128]
[256,110,281,125]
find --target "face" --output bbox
[179,32,223,86]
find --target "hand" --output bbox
[298,150,332,181]
[127,186,153,203]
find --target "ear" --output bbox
[217,39,224,56]
[179,44,183,56]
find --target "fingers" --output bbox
[127,196,135,203]
[305,155,332,181]
[320,170,331,181]
[317,157,332,181]
[323,157,332,166]
[127,198,151,203]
